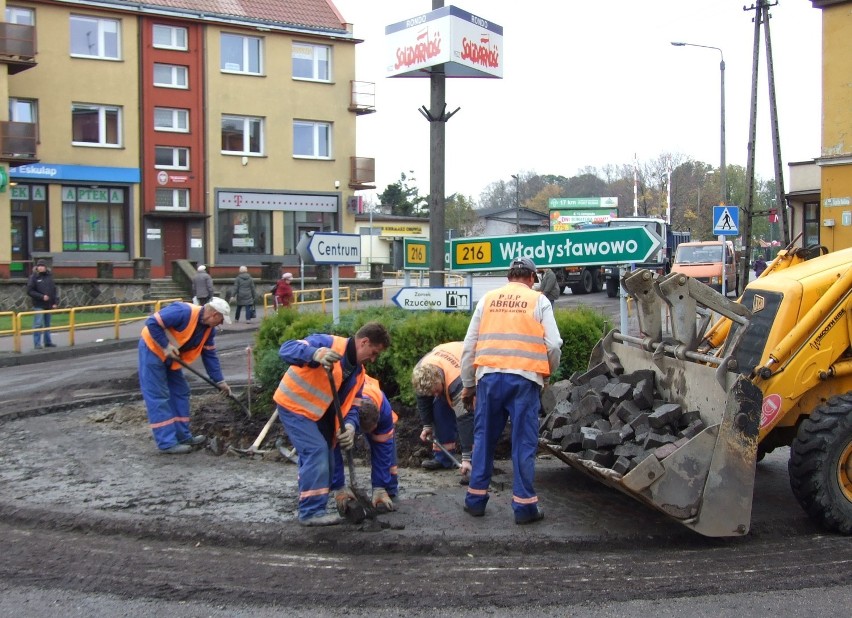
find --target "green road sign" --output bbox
[449,227,661,272]
[403,238,450,270]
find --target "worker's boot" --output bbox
[421,458,443,470]
[160,444,192,455]
[181,435,206,446]
[299,512,343,527]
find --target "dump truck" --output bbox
[540,244,852,537]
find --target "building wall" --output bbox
[818,2,852,251]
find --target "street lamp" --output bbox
[671,42,726,205]
[672,41,728,297]
[510,174,520,233]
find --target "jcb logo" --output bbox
[752,295,765,313]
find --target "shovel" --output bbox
[430,438,472,486]
[172,356,252,418]
[325,366,376,523]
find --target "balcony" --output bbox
[0,23,37,74]
[348,81,376,115]
[0,121,38,164]
[349,156,375,190]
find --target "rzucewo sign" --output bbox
[449,227,661,272]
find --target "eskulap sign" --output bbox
[449,228,661,272]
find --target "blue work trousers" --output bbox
[138,341,192,450]
[465,372,541,520]
[33,310,53,347]
[278,405,335,521]
[430,396,459,468]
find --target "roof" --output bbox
[94,0,350,33]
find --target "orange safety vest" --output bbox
[362,374,395,443]
[474,284,550,377]
[141,303,212,370]
[416,341,463,405]
[273,336,364,425]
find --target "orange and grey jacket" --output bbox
[141,302,219,376]
[474,285,550,377]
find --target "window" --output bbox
[220,33,262,74]
[292,43,330,81]
[72,104,121,147]
[153,63,188,88]
[154,107,189,132]
[9,97,37,123]
[221,115,263,155]
[155,146,189,169]
[153,24,187,50]
[70,15,120,60]
[61,186,127,251]
[155,188,189,211]
[804,202,820,248]
[218,210,271,255]
[293,121,331,158]
[6,6,34,25]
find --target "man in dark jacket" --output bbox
[26,259,59,349]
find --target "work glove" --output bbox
[334,488,356,515]
[419,425,433,443]
[217,381,232,397]
[372,488,395,512]
[337,423,356,450]
[164,344,181,360]
[312,347,342,369]
[461,386,476,412]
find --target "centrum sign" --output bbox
[449,227,661,272]
[297,232,361,265]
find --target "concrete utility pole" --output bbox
[419,0,459,288]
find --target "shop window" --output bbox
[218,210,271,255]
[61,186,127,251]
[70,15,120,60]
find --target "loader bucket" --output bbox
[546,340,763,537]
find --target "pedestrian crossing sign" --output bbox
[713,205,739,236]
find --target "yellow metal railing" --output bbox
[261,287,353,314]
[13,298,182,353]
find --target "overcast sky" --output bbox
[331,1,822,203]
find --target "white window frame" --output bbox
[155,146,190,170]
[293,120,331,159]
[221,115,264,156]
[154,107,189,133]
[6,6,35,25]
[153,63,188,89]
[9,97,37,123]
[292,42,331,82]
[70,15,120,60]
[220,32,263,75]
[71,104,122,148]
[155,188,189,211]
[152,24,187,50]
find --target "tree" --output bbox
[445,193,483,237]
[378,172,427,216]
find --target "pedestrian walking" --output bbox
[460,257,563,525]
[137,298,233,454]
[26,259,59,349]
[192,264,214,305]
[229,265,257,323]
[753,256,768,278]
[272,272,295,309]
[536,267,560,305]
[273,322,390,526]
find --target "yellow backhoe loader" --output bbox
[544,245,852,537]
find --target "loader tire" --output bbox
[605,278,618,298]
[788,394,852,534]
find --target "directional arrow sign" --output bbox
[297,232,361,265]
[449,227,661,272]
[392,287,472,311]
